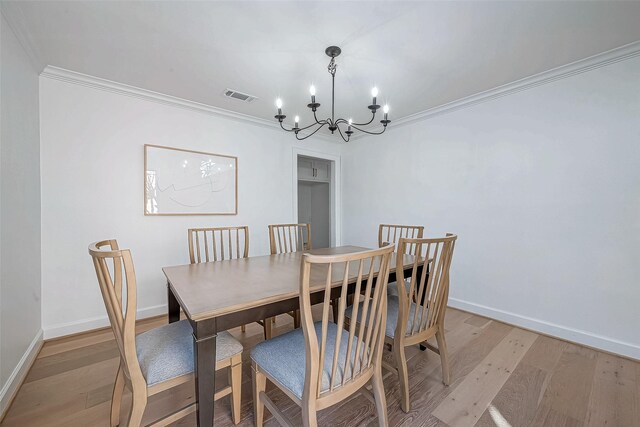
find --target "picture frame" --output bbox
[144,144,238,215]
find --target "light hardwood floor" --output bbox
[1,308,638,427]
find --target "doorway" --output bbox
[293,149,341,248]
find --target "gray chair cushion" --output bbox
[250,322,362,399]
[345,296,426,339]
[136,319,243,386]
[386,280,411,297]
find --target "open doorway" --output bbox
[293,149,341,248]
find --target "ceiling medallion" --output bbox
[274,46,391,142]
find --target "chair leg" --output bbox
[436,326,451,385]
[371,367,389,426]
[393,341,411,412]
[127,387,147,427]
[301,400,318,427]
[230,357,242,425]
[252,362,266,427]
[110,363,125,427]
[263,318,273,340]
[293,310,301,329]
[241,324,246,333]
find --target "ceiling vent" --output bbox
[223,89,257,103]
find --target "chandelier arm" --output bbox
[352,112,376,126]
[312,109,328,125]
[334,111,375,127]
[279,121,295,132]
[350,124,388,136]
[336,124,350,143]
[295,122,329,141]
[297,119,326,132]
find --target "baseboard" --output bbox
[448,297,640,360]
[43,304,168,339]
[0,329,44,421]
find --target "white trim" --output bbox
[38,40,640,144]
[43,304,167,340]
[449,297,640,361]
[351,40,640,138]
[40,66,336,141]
[0,330,44,420]
[292,148,342,247]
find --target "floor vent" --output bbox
[223,89,257,103]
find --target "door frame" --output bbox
[292,147,341,247]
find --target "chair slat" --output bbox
[378,224,424,254]
[188,227,249,264]
[342,259,364,386]
[329,261,351,391]
[268,224,312,254]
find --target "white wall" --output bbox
[0,13,43,415]
[342,56,640,359]
[39,78,341,338]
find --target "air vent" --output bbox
[223,89,258,103]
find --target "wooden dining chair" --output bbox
[251,245,395,427]
[188,226,274,338]
[378,224,424,249]
[268,223,312,254]
[267,223,312,329]
[378,224,424,297]
[385,234,457,412]
[89,239,243,426]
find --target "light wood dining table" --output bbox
[163,245,425,427]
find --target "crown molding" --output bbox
[40,66,335,142]
[40,39,640,143]
[350,40,640,140]
[1,4,46,72]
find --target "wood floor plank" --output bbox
[534,343,598,423]
[520,334,567,373]
[475,362,547,427]
[528,404,582,427]
[432,327,538,427]
[585,352,639,426]
[464,314,491,328]
[26,341,120,383]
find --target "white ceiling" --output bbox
[4,1,640,127]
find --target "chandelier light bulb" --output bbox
[276,98,283,109]
[309,85,316,96]
[371,87,379,97]
[294,115,300,123]
[348,118,353,125]
[383,104,389,114]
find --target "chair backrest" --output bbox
[188,226,249,263]
[395,234,457,338]
[378,224,424,254]
[299,245,394,400]
[88,240,145,385]
[268,223,311,254]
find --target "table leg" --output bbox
[194,332,217,427]
[168,281,180,323]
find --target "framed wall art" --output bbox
[144,144,237,215]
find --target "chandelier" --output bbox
[274,46,391,142]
